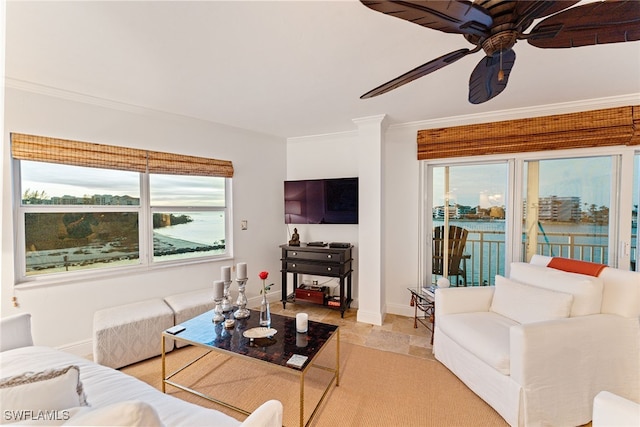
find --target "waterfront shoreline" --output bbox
[26,233,224,274]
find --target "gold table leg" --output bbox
[300,372,305,427]
[161,334,166,393]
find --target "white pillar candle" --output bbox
[296,313,308,333]
[221,266,231,282]
[213,280,225,300]
[236,262,247,279]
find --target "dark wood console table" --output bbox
[280,244,353,317]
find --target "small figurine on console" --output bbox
[289,228,300,246]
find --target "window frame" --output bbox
[12,153,233,287]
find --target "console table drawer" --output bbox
[285,261,349,276]
[285,250,347,262]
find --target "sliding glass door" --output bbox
[422,147,637,288]
[523,156,612,264]
[427,162,508,287]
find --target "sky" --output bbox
[431,156,628,209]
[20,161,226,207]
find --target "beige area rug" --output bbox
[121,341,508,427]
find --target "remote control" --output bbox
[166,325,186,335]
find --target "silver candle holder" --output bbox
[233,278,250,319]
[212,296,224,323]
[221,280,233,312]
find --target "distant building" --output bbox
[433,204,477,219]
[489,206,505,219]
[38,194,140,205]
[537,196,581,222]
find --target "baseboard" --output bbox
[356,309,384,326]
[386,302,416,318]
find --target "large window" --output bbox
[12,134,232,283]
[422,147,636,288]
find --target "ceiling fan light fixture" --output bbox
[481,30,518,57]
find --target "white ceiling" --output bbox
[5,1,640,139]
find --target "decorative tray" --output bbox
[243,327,278,339]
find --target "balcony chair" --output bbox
[433,225,469,286]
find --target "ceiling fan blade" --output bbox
[527,0,640,48]
[360,0,492,38]
[468,49,516,104]
[514,1,580,24]
[361,48,476,99]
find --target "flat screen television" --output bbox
[284,178,358,224]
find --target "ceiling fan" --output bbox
[359,0,640,104]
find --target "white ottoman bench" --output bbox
[164,288,215,348]
[93,298,174,369]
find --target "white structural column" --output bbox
[353,114,388,326]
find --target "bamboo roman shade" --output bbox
[147,151,234,177]
[11,133,234,178]
[417,105,640,160]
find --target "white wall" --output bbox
[2,86,286,352]
[383,124,421,317]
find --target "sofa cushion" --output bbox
[510,262,603,316]
[491,275,573,324]
[63,401,164,427]
[438,312,518,375]
[0,366,88,424]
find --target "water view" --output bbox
[434,219,636,286]
[25,211,226,275]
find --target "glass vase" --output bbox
[259,292,271,327]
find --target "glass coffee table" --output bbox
[161,309,339,427]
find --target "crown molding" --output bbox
[287,129,358,144]
[4,78,276,138]
[5,77,167,118]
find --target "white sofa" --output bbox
[0,313,283,426]
[434,255,640,427]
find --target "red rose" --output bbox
[259,271,269,280]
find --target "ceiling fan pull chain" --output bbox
[498,44,505,82]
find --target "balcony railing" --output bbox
[448,230,636,286]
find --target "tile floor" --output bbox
[268,301,435,360]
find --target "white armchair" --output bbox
[592,391,640,427]
[433,255,640,427]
